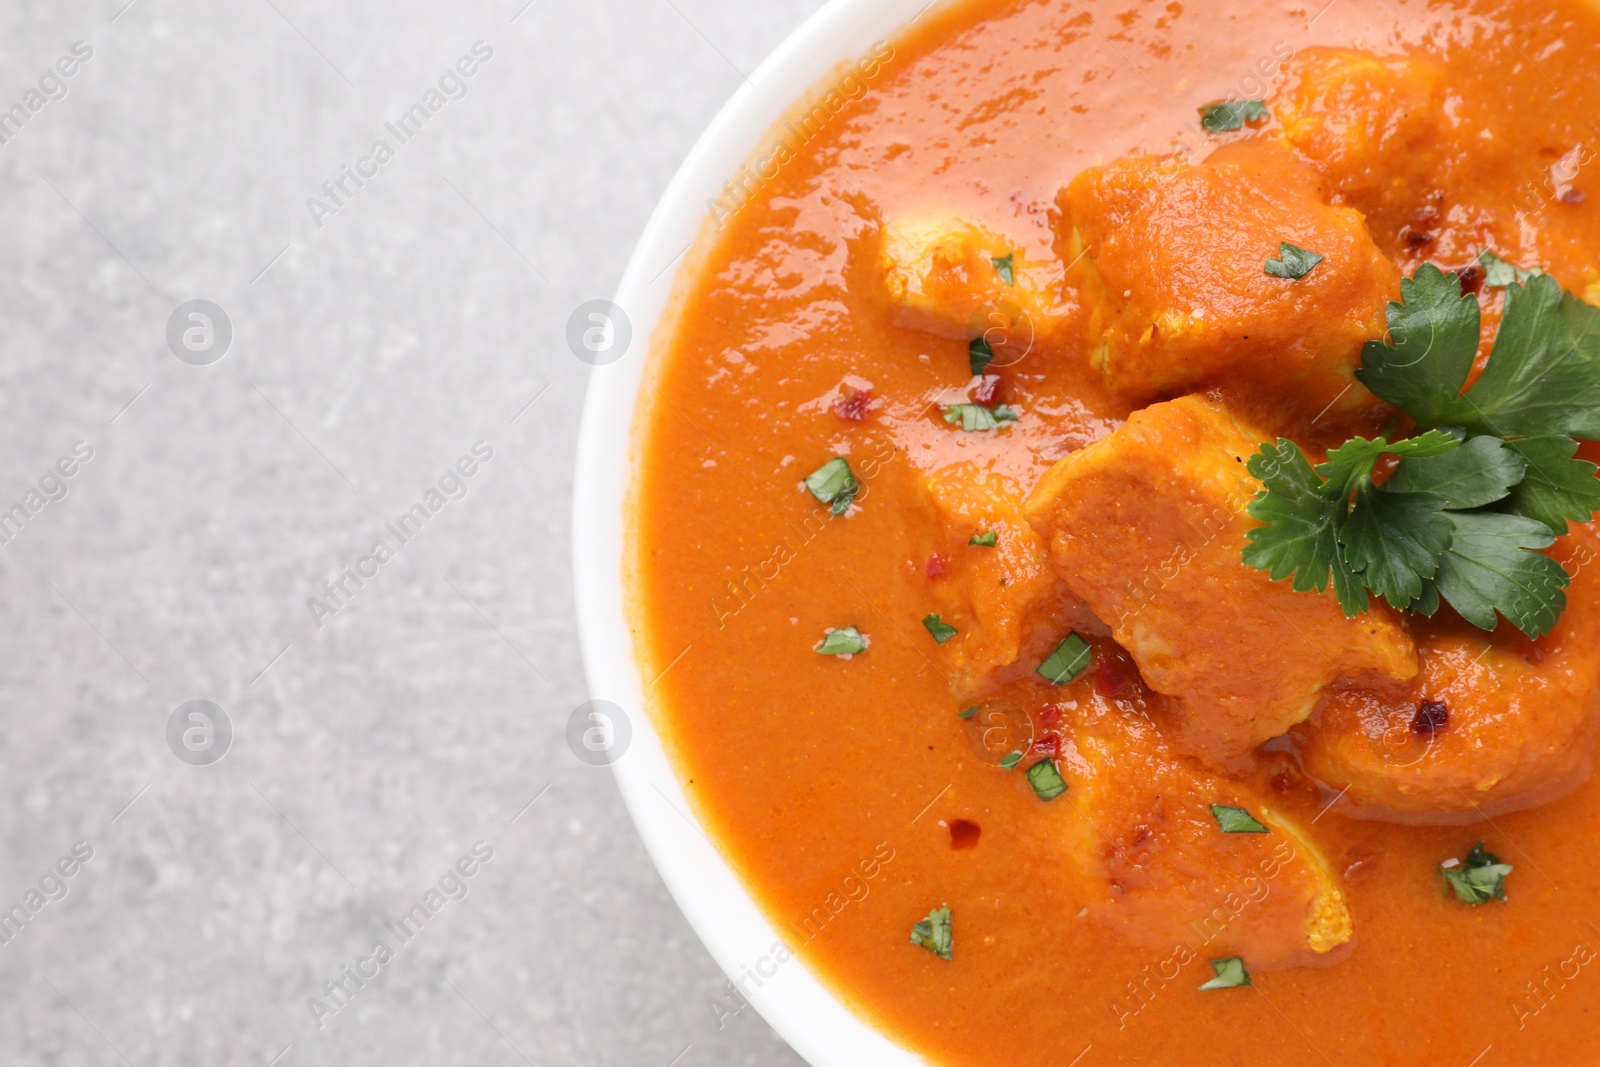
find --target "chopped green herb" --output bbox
[922,613,959,644]
[805,457,860,516]
[1199,99,1268,133]
[1440,841,1513,904]
[969,336,994,376]
[992,254,1015,286]
[814,626,868,656]
[970,531,998,547]
[1209,804,1269,834]
[1479,249,1543,288]
[1244,263,1600,638]
[1026,759,1068,801]
[999,751,1023,771]
[1263,241,1325,280]
[1198,957,1252,990]
[910,906,953,960]
[943,403,1019,432]
[958,705,980,720]
[1037,632,1093,685]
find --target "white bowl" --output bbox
[572,1,940,1063]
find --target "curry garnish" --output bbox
[1199,98,1267,133]
[1263,241,1324,280]
[958,705,979,720]
[943,402,1019,432]
[923,613,959,644]
[1440,841,1513,904]
[1026,758,1068,801]
[805,457,861,516]
[1243,263,1600,639]
[970,531,998,547]
[999,751,1023,771]
[1479,248,1542,288]
[815,626,868,656]
[1209,804,1269,834]
[1198,957,1252,990]
[1036,632,1093,685]
[910,906,953,960]
[969,336,995,376]
[992,253,1015,286]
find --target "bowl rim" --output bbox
[572,1,939,1065]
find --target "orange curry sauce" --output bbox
[630,1,1600,1063]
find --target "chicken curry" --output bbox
[629,0,1600,1062]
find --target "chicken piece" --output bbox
[1297,524,1600,820]
[1275,48,1451,246]
[1059,703,1351,969]
[1056,140,1399,422]
[1023,395,1417,770]
[878,216,1055,346]
[918,463,1079,698]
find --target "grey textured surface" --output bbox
[0,0,820,1064]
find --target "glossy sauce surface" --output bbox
[630,1,1600,1062]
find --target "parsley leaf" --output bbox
[922,613,958,644]
[1243,440,1366,613]
[1479,249,1542,289]
[1319,430,1461,481]
[970,531,998,547]
[1431,511,1568,639]
[1026,758,1068,801]
[1440,841,1513,904]
[1198,957,1252,990]
[1199,99,1267,133]
[805,457,860,516]
[1358,264,1482,430]
[1503,435,1600,535]
[1459,273,1600,440]
[910,907,953,960]
[1209,804,1269,834]
[958,705,979,720]
[992,254,1014,286]
[1339,482,1453,609]
[1361,266,1600,440]
[1263,241,1324,280]
[999,751,1023,771]
[943,403,1018,432]
[1036,632,1092,685]
[1244,434,1459,615]
[969,336,994,376]
[1385,434,1525,509]
[1250,263,1600,637]
[815,627,868,656]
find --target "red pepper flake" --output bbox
[1457,265,1484,296]
[1095,661,1130,698]
[1561,187,1587,205]
[1411,699,1449,736]
[973,374,1002,406]
[1031,730,1062,757]
[948,819,981,850]
[834,386,873,422]
[925,554,946,579]
[1037,703,1063,726]
[1402,227,1435,248]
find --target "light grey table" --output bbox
[0,0,821,1063]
